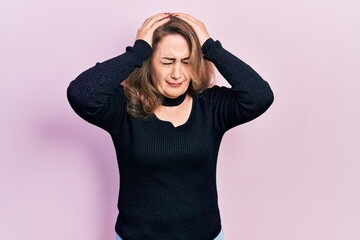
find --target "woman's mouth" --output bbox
[167,82,182,87]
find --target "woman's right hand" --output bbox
[136,13,171,46]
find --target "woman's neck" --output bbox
[161,92,187,107]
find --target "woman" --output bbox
[67,12,274,240]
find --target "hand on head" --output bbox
[173,13,211,46]
[136,12,211,46]
[136,13,171,46]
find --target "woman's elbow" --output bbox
[258,87,274,115]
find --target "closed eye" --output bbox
[161,57,190,65]
[162,61,189,65]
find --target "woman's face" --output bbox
[151,34,191,99]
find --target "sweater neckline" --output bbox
[154,96,195,129]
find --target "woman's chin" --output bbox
[161,88,187,99]
[163,92,184,99]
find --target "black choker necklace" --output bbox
[161,92,187,107]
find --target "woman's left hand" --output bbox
[174,13,211,46]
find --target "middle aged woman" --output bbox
[67,12,274,240]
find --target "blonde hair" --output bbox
[123,16,215,118]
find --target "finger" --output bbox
[175,12,193,19]
[145,14,172,34]
[174,13,210,45]
[143,13,168,23]
[136,13,171,45]
[142,13,170,29]
[174,14,200,32]
[174,12,200,24]
[174,14,201,30]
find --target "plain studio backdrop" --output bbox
[1,0,359,239]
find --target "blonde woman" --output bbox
[67,12,274,240]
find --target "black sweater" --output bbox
[67,38,274,240]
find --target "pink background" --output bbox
[1,0,360,239]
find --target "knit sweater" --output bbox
[67,38,274,240]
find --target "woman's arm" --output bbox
[202,38,274,131]
[176,13,274,131]
[67,13,170,132]
[66,40,152,132]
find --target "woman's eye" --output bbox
[162,62,172,65]
[182,61,189,65]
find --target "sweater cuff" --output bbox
[201,38,223,61]
[201,38,216,55]
[126,40,153,67]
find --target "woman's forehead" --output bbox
[154,35,190,57]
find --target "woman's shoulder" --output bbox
[197,85,232,100]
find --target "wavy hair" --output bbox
[123,16,215,119]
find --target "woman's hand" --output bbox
[136,13,171,46]
[174,13,211,46]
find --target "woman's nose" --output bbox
[171,63,182,80]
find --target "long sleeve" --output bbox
[67,40,152,132]
[202,38,274,132]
